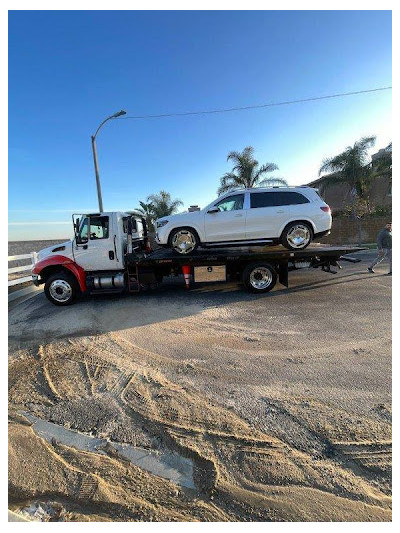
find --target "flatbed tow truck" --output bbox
[31,210,363,305]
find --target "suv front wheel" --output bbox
[169,227,199,255]
[281,222,313,250]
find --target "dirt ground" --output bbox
[8,252,392,522]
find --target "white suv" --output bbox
[155,187,331,254]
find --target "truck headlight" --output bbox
[157,220,168,228]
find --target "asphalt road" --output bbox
[9,251,391,349]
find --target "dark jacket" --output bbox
[377,228,392,249]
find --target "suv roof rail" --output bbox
[218,185,312,196]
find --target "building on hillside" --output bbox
[306,146,392,213]
[371,148,389,163]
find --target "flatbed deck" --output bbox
[124,244,365,293]
[129,244,365,266]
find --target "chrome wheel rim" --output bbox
[249,267,273,290]
[171,230,196,254]
[49,279,72,302]
[286,224,311,249]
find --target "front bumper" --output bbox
[155,227,170,245]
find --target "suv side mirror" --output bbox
[207,207,219,214]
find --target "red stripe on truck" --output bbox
[32,255,87,292]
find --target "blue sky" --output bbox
[9,10,392,240]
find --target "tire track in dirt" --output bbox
[9,332,392,521]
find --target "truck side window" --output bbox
[89,216,109,240]
[215,194,244,212]
[123,217,138,233]
[135,219,143,236]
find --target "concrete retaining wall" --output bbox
[320,216,390,245]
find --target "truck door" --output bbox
[73,214,121,271]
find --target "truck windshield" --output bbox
[77,217,89,243]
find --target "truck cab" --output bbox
[32,211,149,305]
[73,211,148,271]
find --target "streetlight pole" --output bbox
[91,110,126,212]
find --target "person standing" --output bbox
[368,222,392,275]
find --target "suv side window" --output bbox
[250,191,309,208]
[214,194,244,212]
[89,216,109,239]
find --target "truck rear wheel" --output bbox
[242,262,277,293]
[44,272,80,306]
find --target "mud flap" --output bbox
[278,262,289,288]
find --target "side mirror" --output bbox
[74,218,80,233]
[76,235,88,245]
[207,207,219,214]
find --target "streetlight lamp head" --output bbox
[113,110,127,118]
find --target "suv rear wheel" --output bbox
[281,222,313,250]
[44,271,80,306]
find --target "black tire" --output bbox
[242,262,277,293]
[281,221,313,250]
[44,271,80,306]
[169,227,200,255]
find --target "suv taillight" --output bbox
[320,206,330,212]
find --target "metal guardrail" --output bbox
[8,252,38,286]
[8,252,40,303]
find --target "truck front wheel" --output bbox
[242,262,277,293]
[44,272,80,306]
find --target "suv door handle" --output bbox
[234,214,243,217]
[276,210,284,213]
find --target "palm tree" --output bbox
[318,136,376,203]
[146,190,183,220]
[372,142,392,180]
[217,146,283,196]
[319,136,377,245]
[136,200,156,231]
